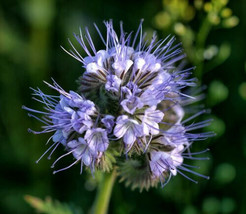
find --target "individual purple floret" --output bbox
[150,145,210,187]
[84,128,109,155]
[67,138,93,167]
[101,115,115,133]
[120,83,143,115]
[51,138,93,174]
[114,115,143,152]
[105,75,122,93]
[150,145,184,178]
[138,106,164,135]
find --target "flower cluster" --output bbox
[23,20,213,190]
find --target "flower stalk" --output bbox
[91,169,117,214]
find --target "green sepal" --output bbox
[97,140,121,172]
[98,150,117,173]
[117,155,159,192]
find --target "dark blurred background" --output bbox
[0,0,245,213]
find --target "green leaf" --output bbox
[24,195,82,214]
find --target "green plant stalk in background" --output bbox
[195,16,212,80]
[91,169,117,214]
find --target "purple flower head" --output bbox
[23,20,213,189]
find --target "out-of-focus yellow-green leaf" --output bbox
[194,0,203,10]
[22,0,55,28]
[154,12,171,29]
[208,80,229,106]
[222,16,239,28]
[221,8,232,18]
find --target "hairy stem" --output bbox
[91,169,117,214]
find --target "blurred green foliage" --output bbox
[24,195,82,214]
[153,0,239,80]
[0,0,245,214]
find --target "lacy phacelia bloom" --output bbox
[23,20,213,190]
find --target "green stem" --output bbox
[197,17,211,49]
[195,17,212,80]
[91,169,117,214]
